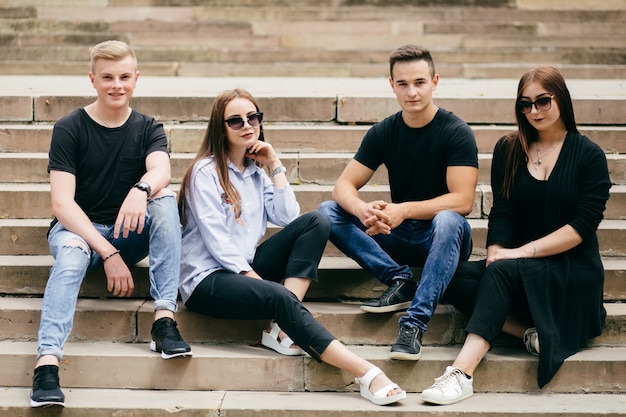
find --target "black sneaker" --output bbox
[150,317,193,359]
[360,278,417,313]
[30,365,65,408]
[390,322,423,360]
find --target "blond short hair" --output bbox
[90,40,137,72]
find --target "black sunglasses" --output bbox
[224,112,263,131]
[517,95,554,114]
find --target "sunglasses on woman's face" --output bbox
[517,95,554,114]
[224,112,263,131]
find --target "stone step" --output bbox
[4,31,623,53]
[3,150,626,187]
[2,43,623,67]
[6,6,626,37]
[456,64,626,80]
[1,389,624,417]
[0,183,445,219]
[3,59,626,79]
[0,298,464,346]
[2,210,626,258]
[2,76,624,125]
[1,4,625,79]
[2,297,625,347]
[1,182,625,224]
[13,1,626,16]
[2,123,626,154]
[1,254,624,302]
[1,340,625,394]
[12,3,626,23]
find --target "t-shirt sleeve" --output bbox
[48,113,79,175]
[144,117,169,157]
[354,119,387,171]
[446,120,478,168]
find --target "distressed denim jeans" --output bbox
[37,194,181,360]
[318,200,472,330]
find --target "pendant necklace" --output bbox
[532,139,562,173]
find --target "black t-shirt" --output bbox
[48,108,168,224]
[354,109,478,203]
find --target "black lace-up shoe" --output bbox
[30,365,65,408]
[360,278,417,313]
[150,317,193,359]
[390,322,424,360]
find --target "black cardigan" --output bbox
[488,132,611,387]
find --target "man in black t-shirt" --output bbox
[30,40,192,409]
[318,45,478,361]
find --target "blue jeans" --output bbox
[318,200,472,331]
[37,194,181,360]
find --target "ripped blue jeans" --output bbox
[37,194,181,360]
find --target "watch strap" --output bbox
[269,165,286,179]
[133,181,151,199]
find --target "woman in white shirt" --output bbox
[177,88,406,406]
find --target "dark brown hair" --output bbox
[389,44,436,79]
[178,88,264,226]
[501,66,578,199]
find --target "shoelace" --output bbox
[381,283,400,298]
[34,369,60,390]
[153,320,183,342]
[396,326,415,346]
[431,368,464,390]
[381,280,407,301]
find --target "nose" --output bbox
[242,118,253,128]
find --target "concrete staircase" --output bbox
[1,1,626,415]
[0,0,625,79]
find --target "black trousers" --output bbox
[444,259,532,345]
[185,211,335,361]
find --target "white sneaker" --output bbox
[421,366,473,405]
[523,327,540,356]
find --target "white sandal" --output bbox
[355,366,406,406]
[261,322,305,356]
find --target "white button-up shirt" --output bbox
[179,156,299,303]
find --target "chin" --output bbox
[404,105,424,114]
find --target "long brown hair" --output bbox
[501,66,579,198]
[178,88,265,226]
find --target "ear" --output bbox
[388,76,394,89]
[88,71,95,87]
[431,74,440,91]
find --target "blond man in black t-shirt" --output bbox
[31,40,191,408]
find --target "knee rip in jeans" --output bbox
[64,239,90,257]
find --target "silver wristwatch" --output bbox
[133,181,152,199]
[269,165,287,179]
